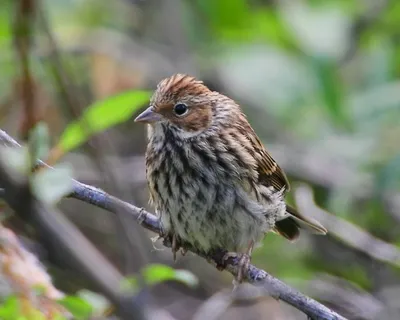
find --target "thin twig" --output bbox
[0,129,346,320]
[13,0,37,141]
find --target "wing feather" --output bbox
[238,118,327,238]
[239,120,289,192]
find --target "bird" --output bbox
[135,74,327,282]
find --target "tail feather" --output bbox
[274,205,327,241]
[274,218,300,240]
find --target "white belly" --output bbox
[156,181,286,253]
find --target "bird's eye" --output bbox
[173,103,188,116]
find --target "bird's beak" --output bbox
[134,106,162,123]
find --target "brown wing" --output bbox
[243,123,290,193]
[256,146,290,193]
[242,121,327,239]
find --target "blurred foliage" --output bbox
[0,296,63,320]
[123,263,198,294]
[0,264,197,319]
[58,295,92,320]
[0,0,400,317]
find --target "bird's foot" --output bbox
[222,252,251,284]
[171,234,181,261]
[237,252,251,283]
[222,241,254,284]
[180,247,188,256]
[163,234,187,261]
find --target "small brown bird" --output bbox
[135,74,327,281]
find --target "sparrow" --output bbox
[135,74,327,281]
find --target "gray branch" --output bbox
[0,129,346,320]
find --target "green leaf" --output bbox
[251,9,296,48]
[120,275,139,294]
[141,264,198,288]
[77,290,110,316]
[122,264,198,294]
[30,163,74,205]
[59,90,151,152]
[196,0,250,37]
[58,296,92,320]
[0,296,21,320]
[0,0,12,44]
[23,309,47,320]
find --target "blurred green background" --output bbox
[1,0,400,319]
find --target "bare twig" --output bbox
[0,129,346,320]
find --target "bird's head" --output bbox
[135,74,239,138]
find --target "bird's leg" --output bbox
[222,240,254,283]
[238,241,254,283]
[163,232,188,261]
[171,234,180,262]
[180,247,188,256]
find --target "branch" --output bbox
[0,129,346,320]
